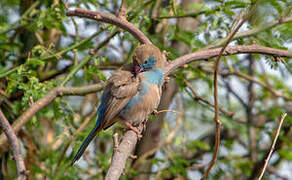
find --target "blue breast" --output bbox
[122,68,163,111]
[143,68,163,86]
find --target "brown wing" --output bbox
[99,68,139,129]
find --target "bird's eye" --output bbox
[144,60,148,64]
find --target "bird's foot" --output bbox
[152,109,159,115]
[164,76,170,83]
[120,119,142,139]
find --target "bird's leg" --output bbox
[118,118,142,138]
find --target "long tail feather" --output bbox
[70,122,101,165]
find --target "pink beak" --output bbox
[134,65,143,74]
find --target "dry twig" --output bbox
[258,113,287,180]
[202,2,261,178]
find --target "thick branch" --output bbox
[0,83,104,152]
[66,8,152,44]
[105,130,139,180]
[0,110,26,180]
[164,45,292,77]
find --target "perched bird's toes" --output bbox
[164,76,170,83]
[129,126,142,139]
[137,134,143,139]
[152,109,159,115]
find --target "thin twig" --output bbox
[200,68,292,101]
[0,110,26,180]
[258,113,287,180]
[207,16,292,48]
[184,80,234,117]
[117,0,127,19]
[201,2,261,179]
[223,71,292,101]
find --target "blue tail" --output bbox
[70,121,101,165]
[71,92,107,165]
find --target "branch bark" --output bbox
[66,8,152,44]
[105,130,139,180]
[164,45,292,77]
[0,110,26,180]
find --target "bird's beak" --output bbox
[134,65,143,75]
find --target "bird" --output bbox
[71,44,165,165]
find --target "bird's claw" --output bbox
[152,109,159,115]
[130,126,142,139]
[164,76,170,83]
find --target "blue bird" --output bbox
[71,44,166,165]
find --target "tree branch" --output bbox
[105,129,140,180]
[0,83,104,153]
[164,45,292,77]
[0,110,26,180]
[66,8,152,44]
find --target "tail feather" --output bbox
[70,123,101,165]
[71,91,107,165]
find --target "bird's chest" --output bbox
[120,70,163,124]
[138,81,161,109]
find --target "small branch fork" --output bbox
[0,110,26,180]
[258,113,287,180]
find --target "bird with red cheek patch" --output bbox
[71,44,166,165]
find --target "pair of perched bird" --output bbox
[71,44,166,165]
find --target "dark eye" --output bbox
[144,60,148,64]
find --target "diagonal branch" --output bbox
[0,110,26,180]
[184,80,235,117]
[258,113,287,180]
[66,8,152,44]
[207,16,292,48]
[0,83,104,153]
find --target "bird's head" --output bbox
[133,44,165,75]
